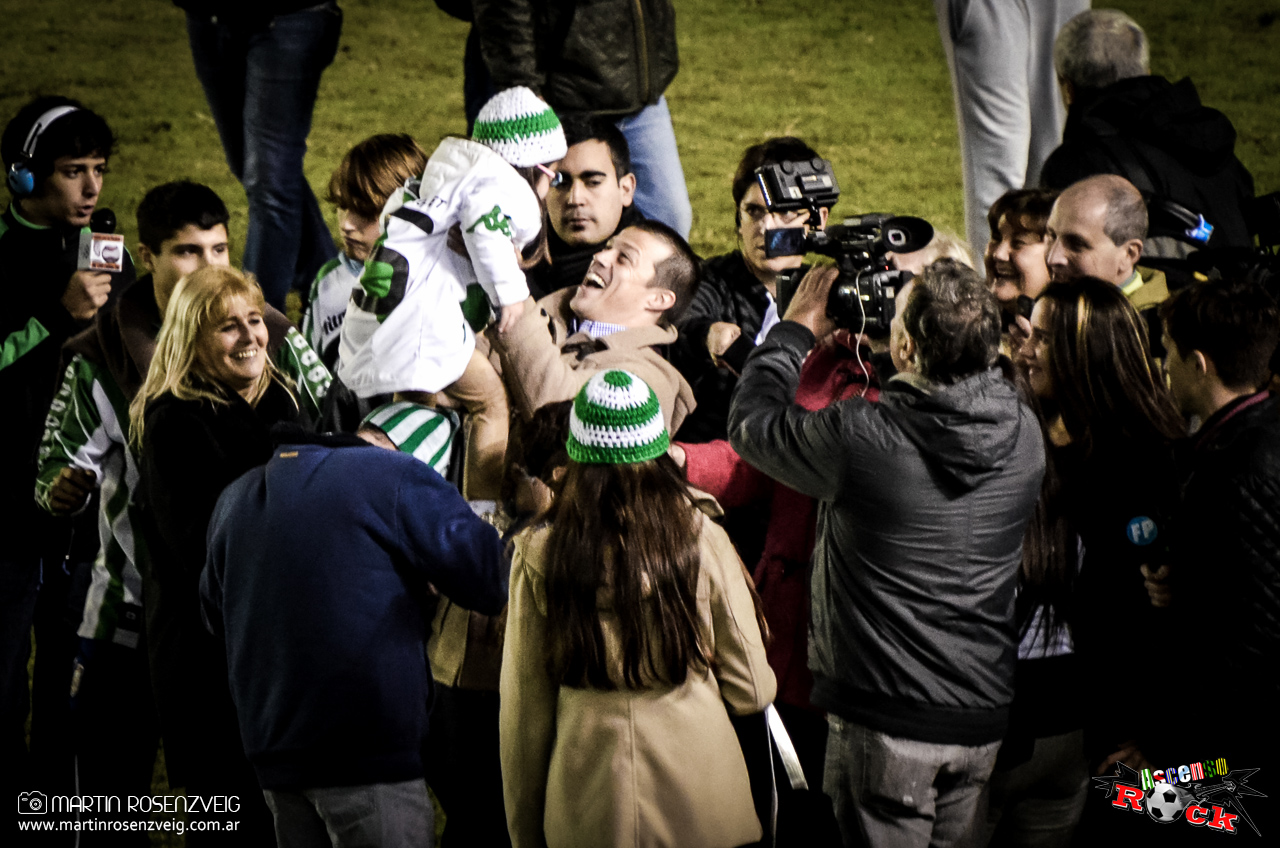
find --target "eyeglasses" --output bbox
[536,163,565,189]
[740,203,809,226]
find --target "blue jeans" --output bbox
[824,715,1002,848]
[186,4,342,308]
[615,97,693,239]
[263,780,434,848]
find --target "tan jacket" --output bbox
[490,288,696,432]
[500,510,775,848]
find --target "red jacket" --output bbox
[681,330,880,711]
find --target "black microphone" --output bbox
[79,208,124,272]
[90,207,116,234]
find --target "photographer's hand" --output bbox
[783,264,838,340]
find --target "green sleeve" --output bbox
[35,355,115,513]
[273,326,333,427]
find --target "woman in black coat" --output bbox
[130,265,298,844]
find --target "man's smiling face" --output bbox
[570,227,674,328]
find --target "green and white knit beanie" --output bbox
[361,402,459,477]
[472,86,567,168]
[567,370,670,465]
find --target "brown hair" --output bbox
[1037,279,1183,451]
[543,454,709,690]
[987,188,1058,242]
[628,218,701,326]
[327,133,429,218]
[1160,279,1280,391]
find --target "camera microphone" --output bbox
[79,207,124,273]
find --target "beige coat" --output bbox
[500,511,776,848]
[489,288,696,433]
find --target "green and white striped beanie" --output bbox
[472,86,567,168]
[567,370,669,465]
[361,402,459,477]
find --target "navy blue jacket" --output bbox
[200,439,508,790]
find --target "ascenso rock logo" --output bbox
[1093,759,1266,836]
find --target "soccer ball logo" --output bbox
[1145,782,1187,823]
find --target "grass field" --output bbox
[6,0,1278,843]
[3,0,1277,265]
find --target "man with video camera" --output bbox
[729,254,1045,847]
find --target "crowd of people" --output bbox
[4,5,1277,848]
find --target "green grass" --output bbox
[2,0,1276,265]
[6,0,1277,843]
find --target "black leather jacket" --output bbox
[473,0,679,116]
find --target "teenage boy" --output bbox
[1,96,131,796]
[1160,280,1279,776]
[303,133,429,372]
[34,181,330,816]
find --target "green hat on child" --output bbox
[472,86,567,168]
[361,401,459,477]
[567,370,669,465]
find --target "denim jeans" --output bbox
[186,3,342,308]
[614,97,693,239]
[824,715,1002,848]
[263,779,435,848]
[979,729,1088,848]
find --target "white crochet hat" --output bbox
[472,87,567,168]
[567,370,669,465]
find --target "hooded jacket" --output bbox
[1041,76,1255,253]
[729,322,1045,745]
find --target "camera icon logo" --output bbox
[18,790,48,814]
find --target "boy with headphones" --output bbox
[1,95,132,800]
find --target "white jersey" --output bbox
[338,137,541,397]
[302,252,362,371]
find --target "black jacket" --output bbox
[0,204,132,549]
[1055,436,1178,764]
[1173,392,1280,758]
[672,251,774,444]
[473,0,678,116]
[1041,76,1254,254]
[729,322,1045,745]
[137,383,299,784]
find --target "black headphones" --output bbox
[6,105,80,197]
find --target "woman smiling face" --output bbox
[195,294,269,401]
[1019,299,1055,400]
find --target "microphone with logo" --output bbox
[77,208,125,273]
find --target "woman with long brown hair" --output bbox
[1014,278,1184,842]
[500,370,775,848]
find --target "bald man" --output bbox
[1045,173,1170,352]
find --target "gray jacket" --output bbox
[728,322,1045,745]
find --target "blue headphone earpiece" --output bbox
[7,161,35,196]
[6,105,80,197]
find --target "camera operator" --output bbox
[671,137,829,444]
[729,260,1045,847]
